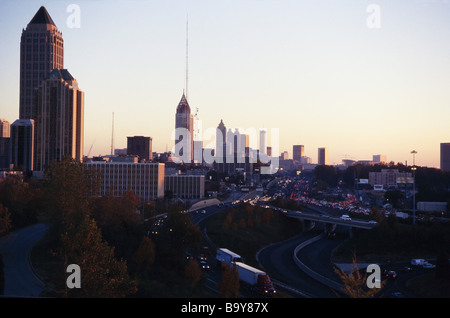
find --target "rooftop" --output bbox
[28,6,56,26]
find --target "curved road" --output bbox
[258,231,341,298]
[0,223,48,297]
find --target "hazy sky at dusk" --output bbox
[1,0,449,167]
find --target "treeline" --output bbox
[313,164,450,208]
[335,211,450,265]
[271,196,305,212]
[0,155,208,297]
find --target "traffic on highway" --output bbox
[146,175,439,298]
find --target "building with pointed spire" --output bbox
[174,93,193,163]
[19,6,64,120]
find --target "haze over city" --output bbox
[1,0,449,166]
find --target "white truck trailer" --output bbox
[234,262,276,296]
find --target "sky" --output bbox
[0,0,449,168]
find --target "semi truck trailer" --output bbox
[216,248,244,266]
[234,262,276,296]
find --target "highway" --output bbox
[0,223,48,297]
[257,232,340,297]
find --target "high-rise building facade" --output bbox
[174,93,193,163]
[216,119,226,162]
[0,119,11,169]
[127,136,152,162]
[33,69,84,171]
[0,119,10,138]
[10,119,34,172]
[293,145,304,162]
[20,6,64,120]
[318,147,328,165]
[441,143,450,171]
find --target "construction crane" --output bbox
[87,140,95,158]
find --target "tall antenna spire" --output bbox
[111,112,114,156]
[185,14,189,100]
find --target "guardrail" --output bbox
[292,233,345,294]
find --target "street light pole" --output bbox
[411,150,417,225]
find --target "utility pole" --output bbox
[111,112,114,156]
[411,150,417,224]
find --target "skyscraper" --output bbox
[0,119,10,138]
[19,6,64,120]
[0,119,11,169]
[216,119,226,161]
[33,69,84,171]
[127,136,152,162]
[10,119,34,172]
[293,145,304,162]
[259,129,267,156]
[318,147,328,165]
[441,143,450,171]
[174,93,193,163]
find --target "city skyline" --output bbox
[1,1,450,167]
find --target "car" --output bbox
[391,292,405,298]
[321,214,330,218]
[386,270,397,280]
[199,261,210,270]
[340,215,352,221]
[369,220,377,224]
[422,263,436,269]
[402,266,412,272]
[201,210,206,214]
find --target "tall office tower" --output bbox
[441,143,450,171]
[33,69,84,171]
[0,119,11,169]
[10,119,35,172]
[318,147,328,165]
[0,119,10,137]
[20,6,64,120]
[227,129,249,161]
[216,119,226,161]
[259,129,267,156]
[127,136,152,162]
[174,93,193,163]
[293,145,304,162]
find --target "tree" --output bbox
[0,174,42,229]
[43,155,100,233]
[217,264,240,298]
[184,259,202,290]
[60,214,138,297]
[42,156,137,297]
[91,192,143,260]
[0,253,4,296]
[333,255,385,298]
[133,236,156,272]
[0,204,11,237]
